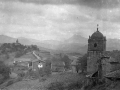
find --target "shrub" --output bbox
[47,81,65,90]
[61,55,71,70]
[0,61,11,80]
[67,81,83,90]
[44,61,52,76]
[16,77,22,82]
[77,54,87,73]
[28,70,39,79]
[18,72,25,78]
[15,51,24,58]
[6,80,14,86]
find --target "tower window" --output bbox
[94,43,97,47]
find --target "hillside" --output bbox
[0,34,120,54]
[5,73,85,90]
[0,35,16,43]
[56,35,120,54]
[65,34,87,45]
[106,39,120,51]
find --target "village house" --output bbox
[68,55,81,73]
[71,59,78,73]
[51,60,65,72]
[51,54,65,72]
[13,51,45,72]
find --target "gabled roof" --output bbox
[14,52,37,62]
[20,52,36,60]
[51,60,65,66]
[33,51,52,61]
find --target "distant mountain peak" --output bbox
[0,34,13,38]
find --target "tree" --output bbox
[77,54,87,73]
[0,61,11,80]
[62,55,71,70]
[15,51,24,58]
[44,60,52,76]
[5,53,9,59]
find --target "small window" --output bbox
[94,43,97,47]
[29,62,32,66]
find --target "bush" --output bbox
[6,77,22,87]
[28,70,39,79]
[44,61,52,76]
[77,54,87,73]
[47,81,83,90]
[0,76,4,84]
[16,77,22,82]
[47,81,65,90]
[18,72,25,78]
[6,80,14,86]
[61,55,71,70]
[67,81,83,90]
[0,61,11,80]
[15,51,24,58]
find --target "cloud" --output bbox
[0,1,95,40]
[1,0,120,9]
[0,0,120,40]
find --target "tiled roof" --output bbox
[14,52,37,62]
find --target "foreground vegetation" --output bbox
[0,61,11,84]
[5,72,85,90]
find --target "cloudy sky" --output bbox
[0,0,120,41]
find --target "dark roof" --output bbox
[91,30,104,39]
[105,70,120,78]
[51,60,65,66]
[14,52,36,62]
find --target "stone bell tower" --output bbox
[87,25,106,74]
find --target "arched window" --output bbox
[94,43,97,47]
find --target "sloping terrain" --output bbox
[5,72,85,90]
[92,81,120,90]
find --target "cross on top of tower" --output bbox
[97,24,99,31]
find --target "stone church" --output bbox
[87,25,107,75]
[87,25,120,79]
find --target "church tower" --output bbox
[87,25,106,74]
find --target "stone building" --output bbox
[71,59,78,73]
[87,25,106,75]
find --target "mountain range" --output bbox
[0,34,120,54]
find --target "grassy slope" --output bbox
[91,81,120,90]
[6,72,85,90]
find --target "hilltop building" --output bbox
[15,39,21,45]
[16,39,19,44]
